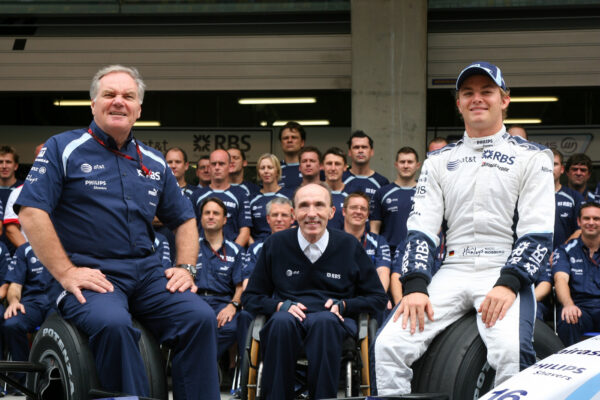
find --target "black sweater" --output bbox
[242,228,387,317]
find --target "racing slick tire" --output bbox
[27,313,167,400]
[411,312,564,399]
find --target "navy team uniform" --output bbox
[279,161,302,190]
[153,231,173,270]
[554,187,584,248]
[244,240,264,281]
[0,180,23,255]
[232,181,261,198]
[191,185,252,242]
[552,238,600,346]
[0,241,11,356]
[327,190,348,230]
[360,232,391,324]
[196,237,252,358]
[370,184,415,252]
[4,244,62,381]
[242,228,387,400]
[249,188,294,241]
[16,121,220,399]
[342,171,389,199]
[181,183,199,200]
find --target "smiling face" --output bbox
[579,205,600,240]
[91,71,141,138]
[342,195,369,229]
[456,74,509,137]
[293,183,334,242]
[0,153,17,181]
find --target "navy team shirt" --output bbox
[360,232,391,269]
[0,241,11,284]
[191,185,252,243]
[7,243,62,305]
[342,171,389,199]
[195,238,244,295]
[370,183,415,250]
[232,181,261,198]
[279,162,302,191]
[554,186,584,248]
[16,121,195,259]
[327,190,348,230]
[552,238,600,309]
[249,188,293,241]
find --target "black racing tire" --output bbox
[27,314,168,400]
[133,320,168,400]
[27,313,99,400]
[412,312,565,400]
[533,320,564,359]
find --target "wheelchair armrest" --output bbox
[252,314,267,341]
[358,313,369,340]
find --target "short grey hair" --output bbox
[90,65,146,104]
[266,197,293,215]
[293,182,333,209]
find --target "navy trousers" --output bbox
[4,301,55,383]
[201,295,252,359]
[59,253,220,400]
[259,311,357,400]
[557,304,600,346]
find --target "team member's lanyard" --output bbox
[210,244,227,262]
[88,128,151,176]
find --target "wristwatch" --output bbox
[230,300,241,310]
[175,263,197,279]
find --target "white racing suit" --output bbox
[374,128,554,395]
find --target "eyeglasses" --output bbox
[347,205,368,212]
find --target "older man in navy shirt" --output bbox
[16,65,219,399]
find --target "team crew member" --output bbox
[3,243,62,385]
[278,121,306,190]
[227,147,260,198]
[374,61,554,394]
[196,197,252,358]
[553,149,584,247]
[242,183,387,400]
[553,203,600,346]
[323,147,348,230]
[196,155,211,187]
[3,144,43,249]
[298,146,323,186]
[0,146,23,254]
[343,192,391,323]
[371,147,420,253]
[249,153,293,242]
[154,231,173,270]
[191,149,252,247]
[342,131,389,199]
[165,147,197,199]
[16,65,219,399]
[0,241,10,364]
[244,197,295,289]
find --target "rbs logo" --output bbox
[482,150,515,165]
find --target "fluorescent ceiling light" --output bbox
[510,97,558,103]
[504,119,542,124]
[260,121,268,127]
[134,121,161,127]
[272,120,330,126]
[239,98,316,105]
[53,100,91,106]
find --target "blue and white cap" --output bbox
[455,61,507,91]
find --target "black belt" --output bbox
[198,290,228,297]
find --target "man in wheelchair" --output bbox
[242,182,387,400]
